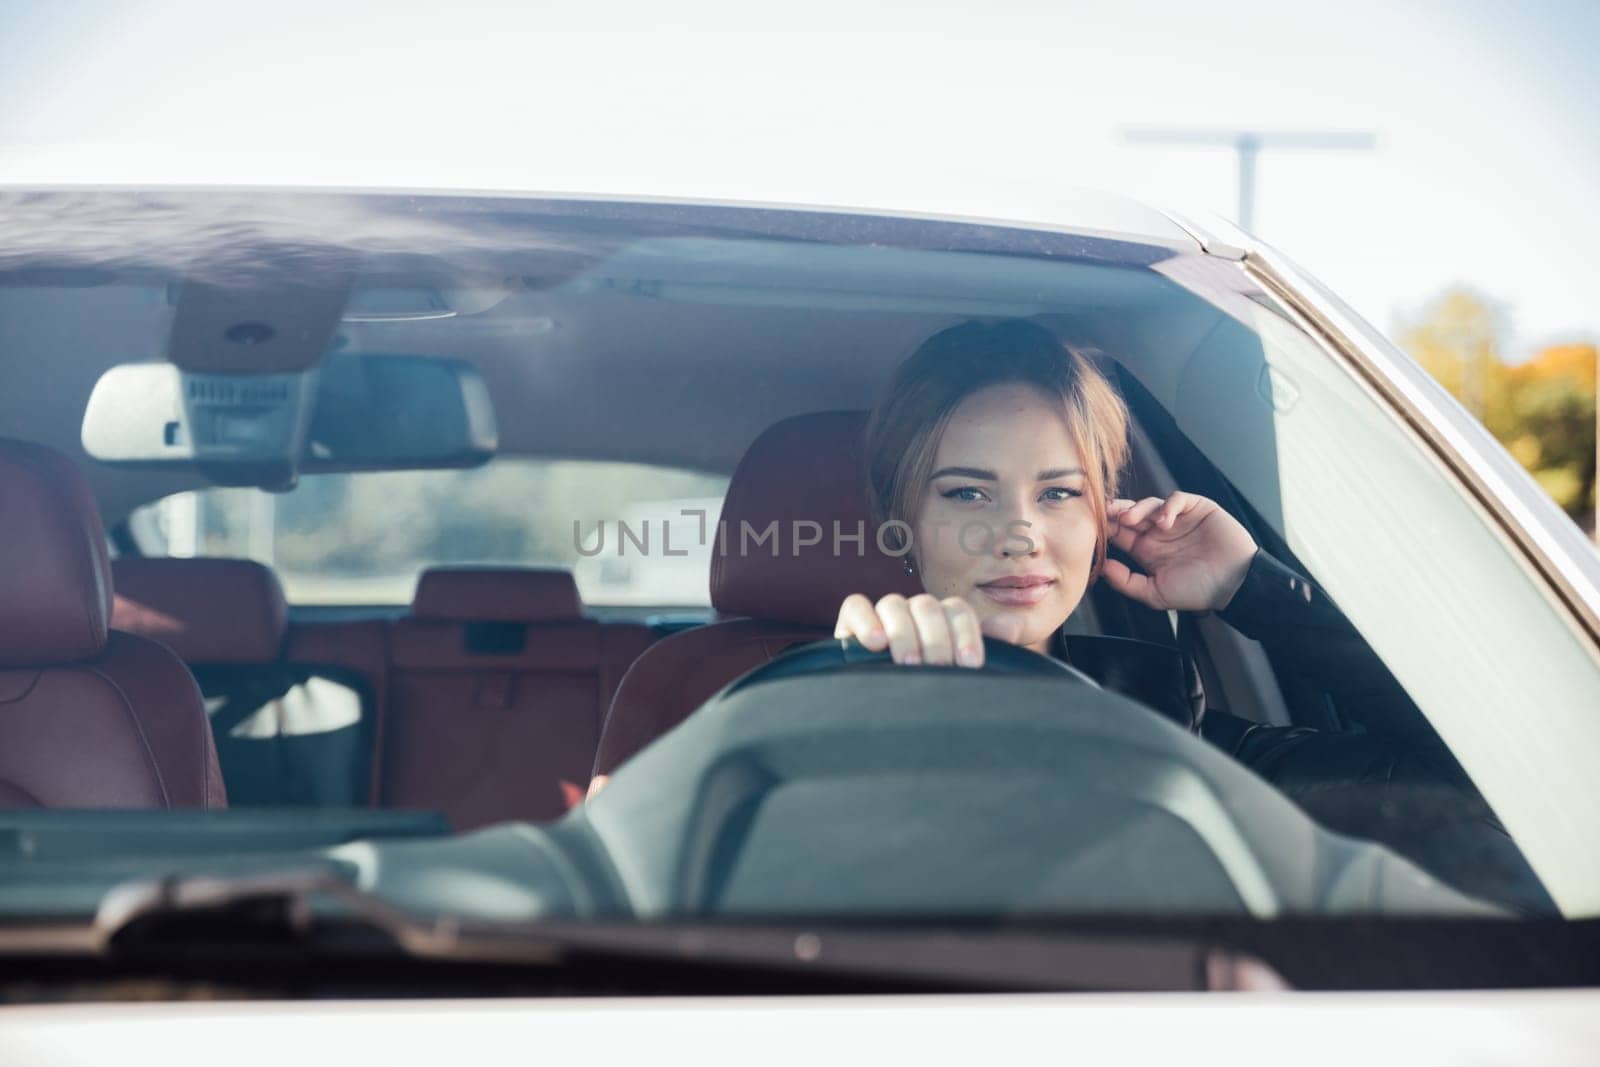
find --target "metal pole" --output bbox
[1120,128,1375,233]
[1236,134,1260,232]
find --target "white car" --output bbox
[0,184,1596,1063]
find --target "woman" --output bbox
[832,319,1546,911]
[836,317,1277,673]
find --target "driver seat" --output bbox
[591,411,921,784]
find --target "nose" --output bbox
[997,505,1043,559]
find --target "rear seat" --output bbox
[379,567,653,829]
[111,558,374,807]
[113,558,655,827]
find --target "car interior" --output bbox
[0,188,1553,917]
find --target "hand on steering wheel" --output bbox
[833,592,1020,669]
[726,634,1098,695]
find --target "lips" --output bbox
[976,574,1056,607]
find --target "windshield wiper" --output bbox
[0,868,1287,993]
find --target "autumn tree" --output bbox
[1400,288,1596,526]
[1500,343,1597,521]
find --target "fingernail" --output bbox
[958,645,981,668]
[902,651,922,666]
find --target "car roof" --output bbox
[0,174,1203,251]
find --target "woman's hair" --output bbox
[864,319,1130,576]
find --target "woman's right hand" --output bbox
[833,593,1006,669]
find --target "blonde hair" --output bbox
[864,319,1130,576]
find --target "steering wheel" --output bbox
[548,632,1504,920]
[725,635,1101,697]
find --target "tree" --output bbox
[1398,287,1508,422]
[1501,344,1596,521]
[1399,288,1596,527]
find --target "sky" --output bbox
[1,0,1596,361]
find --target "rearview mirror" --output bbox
[81,354,498,489]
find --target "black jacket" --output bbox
[1054,550,1550,913]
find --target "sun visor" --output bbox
[166,243,357,374]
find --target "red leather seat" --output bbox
[112,556,384,807]
[112,557,289,665]
[382,567,653,829]
[591,411,920,781]
[0,440,226,809]
[111,559,391,749]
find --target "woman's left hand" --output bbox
[1100,492,1257,613]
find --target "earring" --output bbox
[903,556,916,577]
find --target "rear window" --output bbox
[126,460,729,606]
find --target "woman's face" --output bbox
[910,383,1099,653]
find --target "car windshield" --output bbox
[1,188,1597,940]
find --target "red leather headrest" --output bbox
[710,411,921,627]
[0,439,114,667]
[112,557,288,664]
[411,567,583,623]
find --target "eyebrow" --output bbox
[929,466,1084,481]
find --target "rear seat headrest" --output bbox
[710,411,921,628]
[0,438,114,667]
[411,567,583,623]
[112,557,289,664]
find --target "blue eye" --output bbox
[942,486,987,503]
[1041,487,1084,502]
